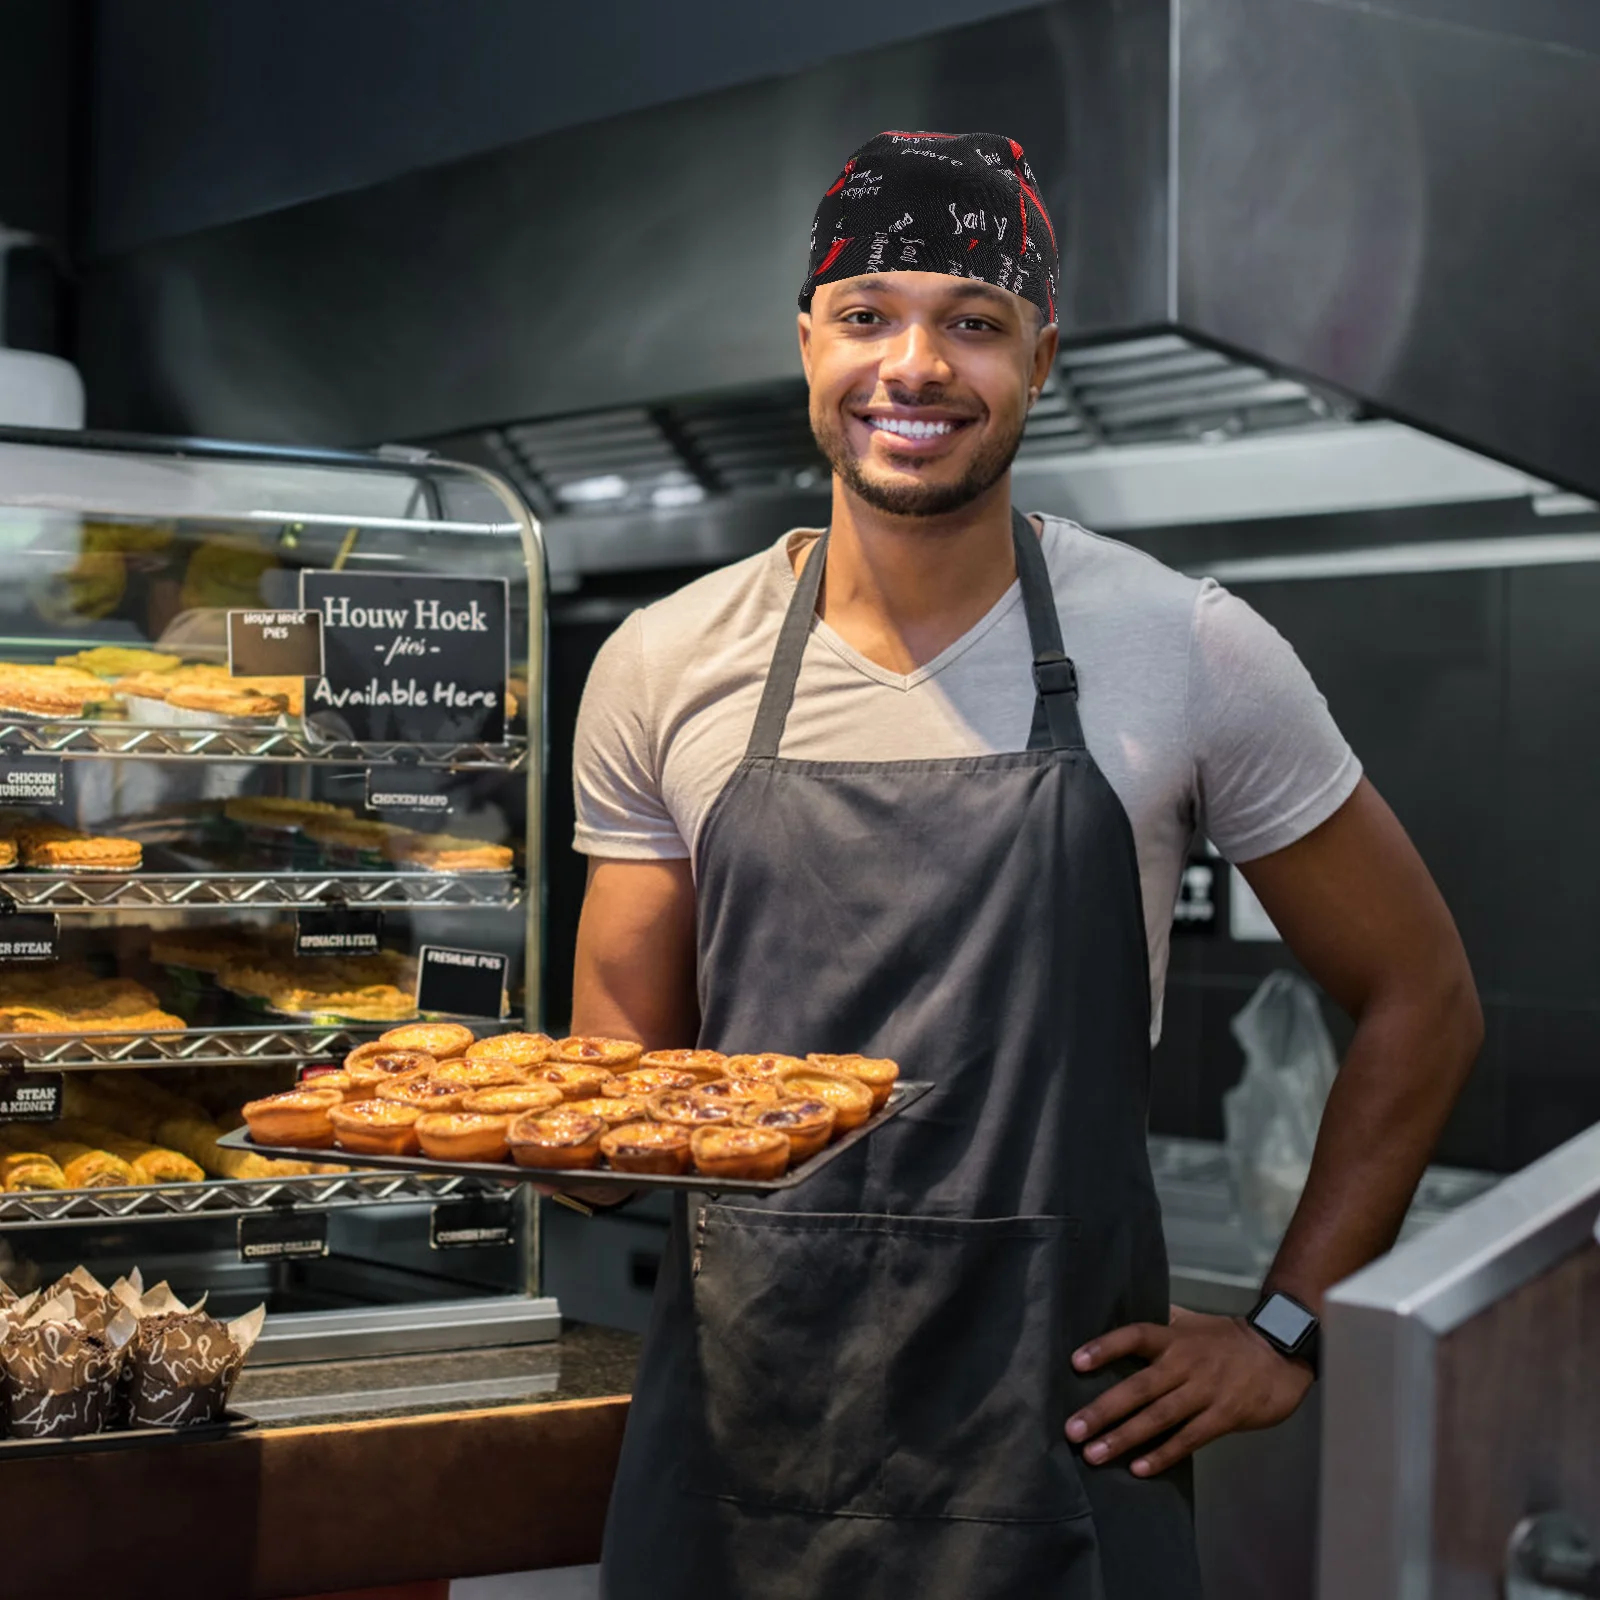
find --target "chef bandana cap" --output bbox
[799,130,1059,326]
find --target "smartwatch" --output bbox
[1245,1290,1320,1378]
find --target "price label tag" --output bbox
[0,1070,62,1122]
[295,907,384,958]
[299,573,509,744]
[227,609,325,677]
[430,1194,515,1250]
[415,944,510,1019]
[364,766,452,816]
[0,914,59,962]
[0,756,64,807]
[238,1211,329,1263]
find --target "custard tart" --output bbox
[432,1058,526,1091]
[460,1084,565,1117]
[805,1053,901,1111]
[506,1108,607,1170]
[724,1053,806,1083]
[378,1022,474,1059]
[564,1094,651,1127]
[606,1066,699,1099]
[463,1031,554,1069]
[415,1111,510,1163]
[690,1125,790,1181]
[647,1089,735,1128]
[297,1069,366,1101]
[736,1097,837,1161]
[525,1062,614,1101]
[776,1071,874,1133]
[242,1087,343,1148]
[328,1099,422,1156]
[375,1075,471,1114]
[693,1078,784,1110]
[551,1035,644,1072]
[600,1120,692,1175]
[344,1048,436,1089]
[639,1048,727,1083]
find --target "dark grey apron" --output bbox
[600,511,1204,1599]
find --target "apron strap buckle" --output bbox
[1033,651,1079,698]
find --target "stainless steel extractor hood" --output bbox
[78,0,1600,502]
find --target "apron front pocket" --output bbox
[681,1204,1089,1525]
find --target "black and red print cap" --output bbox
[799,130,1059,325]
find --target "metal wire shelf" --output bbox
[0,869,521,913]
[0,1023,387,1070]
[0,721,528,769]
[0,1168,515,1228]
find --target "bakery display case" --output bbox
[0,427,556,1362]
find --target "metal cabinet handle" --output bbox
[1507,1513,1600,1598]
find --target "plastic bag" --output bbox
[1222,970,1339,1259]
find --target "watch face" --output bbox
[1254,1293,1315,1349]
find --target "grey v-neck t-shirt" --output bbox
[572,515,1361,1039]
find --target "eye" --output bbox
[955,316,1001,333]
[839,309,885,325]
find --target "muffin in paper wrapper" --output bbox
[39,1266,141,1338]
[114,1278,265,1428]
[1,1291,138,1439]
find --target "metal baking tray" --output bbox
[217,1080,935,1195]
[0,1409,258,1458]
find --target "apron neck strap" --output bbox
[744,511,1084,761]
[1013,507,1086,753]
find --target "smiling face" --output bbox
[799,272,1058,519]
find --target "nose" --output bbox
[876,321,954,395]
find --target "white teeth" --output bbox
[868,417,956,437]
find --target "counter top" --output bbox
[235,1320,642,1427]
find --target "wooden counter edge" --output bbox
[0,1391,633,1599]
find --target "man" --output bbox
[573,131,1481,1598]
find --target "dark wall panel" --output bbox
[77,0,1172,443]
[87,0,1046,254]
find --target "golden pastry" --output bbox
[552,1035,644,1072]
[55,646,182,678]
[385,833,515,873]
[507,1108,607,1170]
[53,1119,204,1184]
[693,1078,785,1110]
[223,796,351,829]
[378,1022,474,1059]
[242,1087,343,1148]
[328,1099,422,1156]
[0,1149,67,1191]
[525,1062,614,1101]
[415,1111,510,1163]
[431,1059,526,1091]
[690,1125,790,1181]
[0,840,15,870]
[460,1084,565,1117]
[639,1048,727,1082]
[163,683,286,719]
[600,1120,692,1175]
[564,1094,651,1127]
[375,1076,471,1114]
[464,1031,554,1068]
[806,1053,901,1110]
[343,1048,436,1089]
[724,1053,807,1082]
[647,1089,735,1128]
[606,1065,701,1099]
[737,1098,837,1161]
[296,1070,365,1101]
[777,1071,874,1133]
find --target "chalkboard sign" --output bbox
[227,609,325,677]
[295,908,384,958]
[415,944,510,1019]
[0,757,63,807]
[299,573,509,745]
[431,1195,515,1250]
[364,766,452,816]
[0,914,58,962]
[238,1211,329,1263]
[0,1071,62,1123]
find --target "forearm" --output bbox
[1263,971,1482,1312]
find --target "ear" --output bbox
[1031,320,1059,399]
[797,311,814,382]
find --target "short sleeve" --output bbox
[572,610,691,860]
[1187,580,1362,863]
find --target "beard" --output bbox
[811,402,1026,518]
